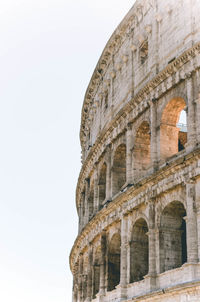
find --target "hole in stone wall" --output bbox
[140,40,148,64]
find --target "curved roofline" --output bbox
[79,0,140,149]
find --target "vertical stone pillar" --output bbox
[86,245,93,302]
[144,199,157,291]
[126,123,133,184]
[84,178,90,225]
[93,164,99,213]
[148,200,156,276]
[78,254,83,302]
[72,275,77,302]
[106,144,112,201]
[195,93,200,144]
[186,180,198,263]
[186,75,196,151]
[119,214,128,298]
[99,231,106,297]
[150,99,158,169]
[195,178,200,261]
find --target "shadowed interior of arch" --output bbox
[93,246,101,298]
[160,97,187,160]
[130,218,149,283]
[88,179,94,219]
[98,163,107,207]
[112,144,126,196]
[159,201,187,273]
[133,121,151,178]
[107,233,121,291]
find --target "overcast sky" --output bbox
[0,1,134,301]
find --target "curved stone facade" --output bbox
[70,0,200,301]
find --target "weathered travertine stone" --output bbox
[70,0,200,301]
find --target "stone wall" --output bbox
[70,0,200,301]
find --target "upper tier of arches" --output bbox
[80,0,200,159]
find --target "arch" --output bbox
[98,163,107,206]
[133,121,151,178]
[112,144,126,196]
[107,233,121,291]
[160,97,187,160]
[130,218,149,283]
[159,201,187,273]
[93,246,101,298]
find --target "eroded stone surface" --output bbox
[70,0,200,301]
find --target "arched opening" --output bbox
[159,201,187,273]
[160,97,187,160]
[88,180,94,219]
[107,233,121,291]
[112,144,126,196]
[130,218,149,283]
[98,163,107,206]
[93,247,101,299]
[133,121,151,178]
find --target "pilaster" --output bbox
[185,179,198,263]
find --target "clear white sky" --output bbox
[0,1,134,302]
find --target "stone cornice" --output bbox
[76,42,200,210]
[70,148,200,272]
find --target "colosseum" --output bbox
[70,0,200,301]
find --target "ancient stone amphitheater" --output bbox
[70,0,200,301]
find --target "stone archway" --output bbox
[130,218,149,283]
[98,163,107,206]
[93,246,101,299]
[159,201,187,273]
[133,121,151,179]
[112,144,126,196]
[107,233,121,291]
[160,97,187,160]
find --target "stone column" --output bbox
[145,199,157,290]
[105,145,112,201]
[86,246,93,302]
[78,254,83,302]
[99,232,106,296]
[84,178,90,225]
[195,179,200,261]
[93,164,99,213]
[126,123,133,184]
[150,98,158,169]
[72,275,78,302]
[195,93,200,144]
[148,200,156,276]
[186,75,196,151]
[119,215,128,298]
[186,180,198,263]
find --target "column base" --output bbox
[144,274,157,291]
[116,284,127,300]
